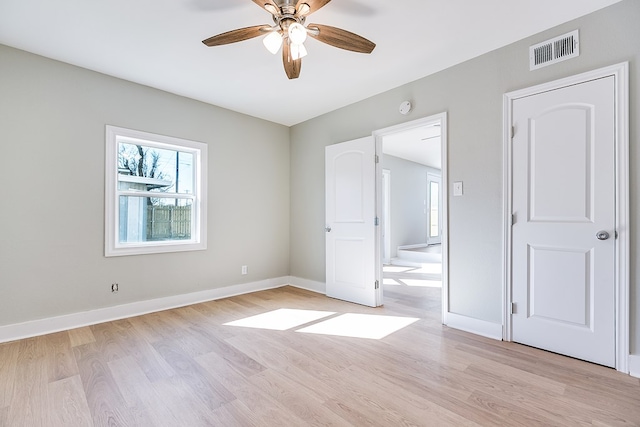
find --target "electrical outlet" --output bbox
[241,265,248,275]
[111,283,119,293]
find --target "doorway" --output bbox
[374,113,448,322]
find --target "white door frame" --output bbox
[502,63,629,372]
[373,112,449,323]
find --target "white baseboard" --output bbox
[444,312,503,340]
[629,354,640,378]
[0,277,289,344]
[287,276,326,294]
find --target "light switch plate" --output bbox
[453,181,463,196]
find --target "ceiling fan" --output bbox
[202,0,376,79]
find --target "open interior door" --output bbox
[325,136,382,307]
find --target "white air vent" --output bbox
[529,30,579,70]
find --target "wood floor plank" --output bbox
[189,300,248,335]
[466,390,559,426]
[247,368,350,426]
[185,323,268,378]
[224,329,352,402]
[228,293,265,310]
[126,313,174,343]
[67,326,96,347]
[326,364,482,427]
[0,341,19,408]
[73,343,138,426]
[16,335,47,363]
[42,331,78,383]
[110,318,176,383]
[465,356,567,395]
[0,406,7,425]
[151,338,236,411]
[108,356,180,426]
[324,334,474,404]
[454,338,640,397]
[47,375,92,427]
[255,328,355,372]
[150,375,222,426]
[85,321,133,363]
[462,364,633,426]
[6,337,50,426]
[1,285,640,426]
[209,400,262,426]
[195,351,309,426]
[561,383,640,422]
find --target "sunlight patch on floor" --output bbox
[296,313,419,340]
[223,308,335,331]
[400,279,442,288]
[383,278,402,286]
[383,265,413,273]
[408,264,442,274]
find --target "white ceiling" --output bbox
[0,0,622,126]
[383,124,441,169]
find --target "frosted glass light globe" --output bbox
[263,31,283,54]
[288,23,307,45]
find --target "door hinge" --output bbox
[375,154,380,164]
[510,302,517,315]
[374,217,379,226]
[511,213,516,226]
[375,280,379,289]
[511,126,515,139]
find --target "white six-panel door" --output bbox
[325,137,381,307]
[511,76,616,367]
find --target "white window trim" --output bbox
[105,125,207,257]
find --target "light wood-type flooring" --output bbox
[1,280,639,426]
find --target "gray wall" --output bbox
[383,154,440,258]
[0,44,290,327]
[289,1,639,352]
[1,1,638,359]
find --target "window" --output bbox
[105,125,207,256]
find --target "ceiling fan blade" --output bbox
[202,25,270,47]
[282,41,301,79]
[296,0,331,16]
[307,23,375,53]
[252,0,280,16]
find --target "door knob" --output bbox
[325,226,332,233]
[596,230,610,240]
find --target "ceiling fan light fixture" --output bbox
[288,22,307,45]
[263,31,283,54]
[264,3,279,15]
[202,0,376,79]
[297,3,311,16]
[290,42,308,60]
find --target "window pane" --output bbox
[106,125,207,256]
[429,181,439,238]
[119,196,192,243]
[118,142,194,194]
